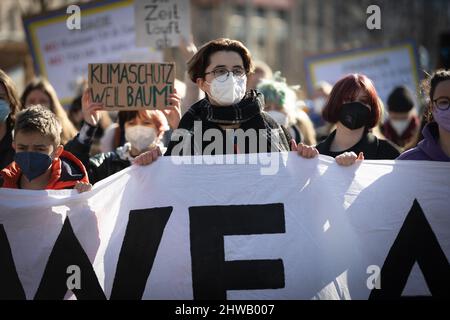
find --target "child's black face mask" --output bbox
[339,102,371,130]
[14,152,53,181]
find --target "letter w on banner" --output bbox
[0,154,449,300]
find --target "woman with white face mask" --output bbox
[86,110,169,184]
[65,88,178,184]
[163,38,313,157]
[381,86,420,148]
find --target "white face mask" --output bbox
[390,118,411,136]
[125,125,157,152]
[207,75,247,106]
[313,97,326,114]
[266,110,289,127]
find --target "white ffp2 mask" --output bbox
[390,119,410,136]
[207,75,247,106]
[125,125,157,152]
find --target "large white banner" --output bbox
[0,153,449,300]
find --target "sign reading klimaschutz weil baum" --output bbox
[134,0,191,49]
[88,62,175,110]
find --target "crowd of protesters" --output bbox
[1,37,449,192]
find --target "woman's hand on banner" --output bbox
[296,143,319,159]
[82,88,105,127]
[335,152,364,166]
[133,146,162,166]
[74,181,92,193]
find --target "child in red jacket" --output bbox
[0,105,91,192]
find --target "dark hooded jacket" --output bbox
[165,91,293,156]
[316,129,400,159]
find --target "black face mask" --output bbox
[338,102,371,130]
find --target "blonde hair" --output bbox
[21,78,77,145]
[0,69,21,123]
[294,110,317,146]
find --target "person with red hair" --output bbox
[64,88,180,184]
[310,74,400,165]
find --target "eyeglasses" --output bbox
[204,67,246,82]
[433,97,450,111]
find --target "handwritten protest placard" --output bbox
[88,62,175,110]
[134,0,191,49]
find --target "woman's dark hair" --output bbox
[187,38,254,83]
[421,69,450,122]
[21,77,78,144]
[114,111,140,147]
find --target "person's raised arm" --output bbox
[162,87,182,129]
[64,88,105,167]
[179,35,204,114]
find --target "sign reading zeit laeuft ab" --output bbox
[135,0,191,49]
[88,63,175,110]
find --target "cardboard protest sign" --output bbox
[88,62,175,110]
[134,0,191,49]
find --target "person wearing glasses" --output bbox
[398,69,450,161]
[161,38,316,157]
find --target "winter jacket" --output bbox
[316,129,400,159]
[165,92,293,156]
[65,131,133,184]
[0,150,89,189]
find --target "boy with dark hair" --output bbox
[0,105,91,192]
